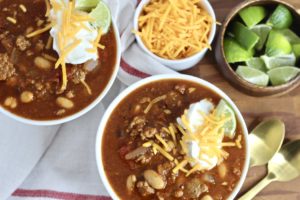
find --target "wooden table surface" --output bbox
[185,0,300,199]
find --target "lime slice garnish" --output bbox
[246,57,267,72]
[278,29,300,44]
[293,44,300,59]
[215,99,237,139]
[267,5,293,29]
[89,1,111,34]
[268,66,300,86]
[75,0,100,11]
[231,22,259,50]
[236,66,269,86]
[266,30,292,56]
[224,38,254,63]
[250,24,272,50]
[261,54,296,69]
[238,6,267,28]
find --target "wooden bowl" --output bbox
[215,0,300,97]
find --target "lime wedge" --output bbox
[293,44,300,59]
[89,1,111,34]
[250,24,272,50]
[224,38,254,63]
[239,6,267,28]
[75,0,100,11]
[267,5,293,29]
[266,30,292,56]
[215,99,236,138]
[278,29,300,44]
[231,22,259,50]
[268,66,300,86]
[246,57,267,72]
[261,54,296,69]
[236,66,269,86]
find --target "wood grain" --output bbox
[185,0,300,199]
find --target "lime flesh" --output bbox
[251,24,272,50]
[261,54,296,69]
[231,22,259,50]
[293,44,300,59]
[224,38,254,63]
[267,5,293,29]
[236,66,269,86]
[89,1,111,34]
[246,57,267,72]
[239,6,267,28]
[266,30,292,56]
[268,66,300,86]
[75,0,100,11]
[278,29,300,44]
[215,100,237,139]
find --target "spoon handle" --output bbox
[238,174,274,200]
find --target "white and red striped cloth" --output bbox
[0,0,179,199]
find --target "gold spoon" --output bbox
[249,119,285,167]
[239,140,300,200]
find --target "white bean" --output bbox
[56,97,74,109]
[144,170,165,190]
[218,163,227,179]
[34,56,51,70]
[201,195,213,200]
[126,175,137,192]
[20,91,34,103]
[4,97,17,109]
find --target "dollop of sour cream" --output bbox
[49,0,98,64]
[177,99,223,171]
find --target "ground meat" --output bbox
[141,127,157,140]
[136,181,155,197]
[70,66,87,84]
[0,53,15,81]
[1,37,13,53]
[157,162,175,176]
[0,30,9,40]
[127,116,147,137]
[174,84,187,95]
[16,35,31,51]
[184,178,208,199]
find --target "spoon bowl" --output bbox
[249,119,285,167]
[239,140,300,200]
[269,140,300,182]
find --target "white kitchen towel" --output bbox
[0,0,181,199]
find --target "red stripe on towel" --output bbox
[13,189,112,200]
[121,57,150,78]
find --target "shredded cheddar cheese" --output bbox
[19,4,27,13]
[155,134,169,151]
[144,95,167,114]
[135,0,213,60]
[45,0,51,17]
[172,160,188,173]
[26,22,54,38]
[6,17,17,24]
[24,0,105,93]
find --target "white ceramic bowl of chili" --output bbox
[133,0,217,71]
[96,74,250,200]
[0,20,121,126]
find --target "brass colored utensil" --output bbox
[249,119,285,167]
[239,140,300,200]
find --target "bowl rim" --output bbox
[133,0,217,64]
[218,0,300,93]
[0,19,121,126]
[95,74,250,200]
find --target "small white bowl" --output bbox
[0,20,121,126]
[96,74,250,200]
[133,0,217,71]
